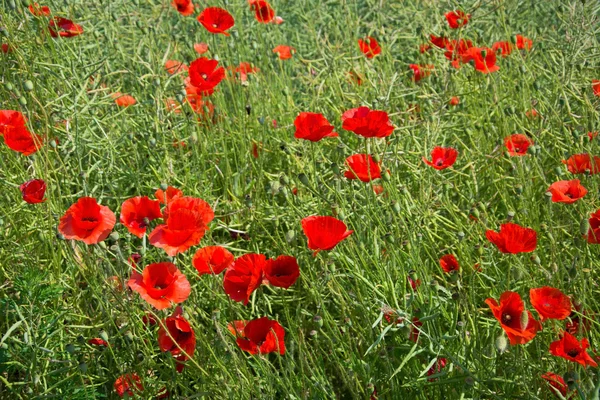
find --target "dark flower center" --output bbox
[566,349,580,358]
[201,73,208,80]
[82,217,98,223]
[435,159,444,166]
[501,313,512,324]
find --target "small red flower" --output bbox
[273,45,295,60]
[588,131,598,141]
[423,147,458,170]
[541,372,571,399]
[58,197,116,245]
[550,332,598,367]
[165,60,188,75]
[192,246,234,275]
[3,127,42,156]
[409,64,434,82]
[114,374,143,398]
[485,291,541,345]
[562,153,600,175]
[462,47,499,73]
[119,196,163,238]
[1,44,10,53]
[592,80,600,97]
[19,179,46,204]
[445,39,474,66]
[155,186,183,204]
[127,262,191,310]
[430,34,449,49]
[409,317,423,343]
[264,255,300,289]
[232,62,259,82]
[485,223,537,254]
[419,44,432,53]
[250,0,275,23]
[341,107,394,138]
[587,209,600,244]
[112,93,137,107]
[301,216,353,255]
[48,17,83,38]
[427,358,447,381]
[158,306,196,370]
[515,34,533,50]
[504,134,533,156]
[293,112,338,142]
[88,338,108,347]
[526,109,539,119]
[223,253,265,305]
[445,10,470,29]
[547,180,587,204]
[171,0,194,16]
[28,3,51,16]
[358,36,381,58]
[492,41,513,57]
[1,110,28,136]
[449,96,460,106]
[439,254,459,274]
[194,42,209,54]
[197,7,234,36]
[344,154,382,182]
[530,287,572,322]
[233,317,286,355]
[187,57,225,95]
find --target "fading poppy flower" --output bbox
[293,112,338,142]
[250,0,275,23]
[419,44,432,53]
[171,0,194,16]
[463,47,499,73]
[273,16,284,24]
[341,106,394,138]
[158,306,196,370]
[264,255,300,289]
[114,373,143,398]
[192,245,234,275]
[19,179,46,204]
[449,96,460,106]
[155,186,183,205]
[530,287,572,322]
[372,184,384,195]
[127,262,191,310]
[165,60,188,75]
[3,127,42,156]
[504,134,533,156]
[358,36,381,58]
[273,45,295,60]
[439,254,459,273]
[547,180,587,204]
[88,338,108,347]
[301,215,353,255]
[485,222,537,254]
[344,154,382,182]
[445,38,474,67]
[165,98,183,114]
[187,57,225,95]
[542,372,572,399]
[348,71,363,85]
[233,317,286,355]
[587,209,600,244]
[409,64,434,82]
[485,291,541,345]
[112,93,137,107]
[197,7,234,36]
[423,147,458,170]
[119,196,162,238]
[492,41,512,57]
[515,34,533,50]
[28,3,51,16]
[49,17,83,38]
[185,93,215,120]
[223,253,265,305]
[194,42,209,54]
[445,10,470,29]
[58,197,116,245]
[562,153,600,175]
[0,110,27,136]
[550,332,598,367]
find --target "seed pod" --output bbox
[514,185,523,194]
[245,104,252,115]
[109,232,120,242]
[313,315,323,328]
[24,81,34,92]
[372,153,381,163]
[279,174,289,186]
[298,173,310,186]
[66,343,76,354]
[18,97,27,106]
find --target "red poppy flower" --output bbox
[463,47,499,73]
[542,372,571,399]
[194,42,209,54]
[127,262,190,310]
[420,44,432,53]
[233,62,259,82]
[187,57,225,95]
[515,34,533,50]
[28,3,50,16]
[409,317,423,342]
[407,275,421,291]
[439,254,459,273]
[233,317,286,355]
[251,142,260,158]
[185,93,215,121]
[1,44,11,53]
[423,147,458,170]
[485,291,541,345]
[19,179,46,204]
[165,60,188,75]
[341,106,394,138]
[58,197,116,245]
[112,93,137,107]
[588,131,598,141]
[492,41,513,57]
[526,109,539,119]
[192,246,234,275]
[344,154,382,182]
[0,110,27,136]
[155,186,183,204]
[293,112,338,142]
[445,39,474,66]
[119,196,163,238]
[158,306,196,369]
[587,209,600,244]
[530,287,572,322]
[48,17,83,38]
[273,45,295,60]
[485,222,537,254]
[301,215,353,255]
[88,338,108,347]
[197,7,234,36]
[427,358,447,381]
[149,196,214,256]
[114,374,143,398]
[171,0,194,16]
[3,127,42,156]
[430,34,449,49]
[550,332,598,367]
[409,64,434,82]
[445,10,470,29]
[264,255,300,289]
[562,153,600,175]
[358,36,381,58]
[449,96,460,106]
[223,253,265,305]
[504,134,533,156]
[547,180,587,204]
[250,0,275,23]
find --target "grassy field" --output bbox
[1,0,600,398]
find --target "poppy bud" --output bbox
[279,174,289,186]
[78,362,88,373]
[563,371,579,390]
[470,208,480,219]
[8,1,16,10]
[580,218,590,235]
[298,173,310,186]
[372,153,381,163]
[149,138,156,146]
[531,255,541,265]
[457,231,465,241]
[24,80,33,92]
[0,27,8,37]
[245,104,251,115]
[495,335,508,353]
[382,170,391,182]
[285,230,296,243]
[392,202,401,214]
[309,329,318,338]
[337,210,346,220]
[5,82,13,91]
[99,330,109,342]
[109,232,120,242]
[19,97,27,106]
[313,315,323,328]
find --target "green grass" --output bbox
[1,0,600,398]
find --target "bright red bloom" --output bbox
[293,112,338,142]
[409,64,434,82]
[119,196,163,238]
[547,180,587,204]
[58,197,116,245]
[492,41,513,57]
[223,253,265,305]
[423,147,458,170]
[562,154,600,175]
[0,110,26,136]
[463,47,499,73]
[341,106,394,138]
[439,254,459,273]
[344,154,382,182]
[88,338,108,347]
[28,3,51,16]
[485,223,537,254]
[158,307,196,369]
[273,45,295,60]
[155,186,183,204]
[250,0,275,23]
[550,332,598,367]
[427,358,447,381]
[197,7,234,36]
[3,127,42,156]
[587,209,600,244]
[264,255,300,289]
[588,131,598,141]
[165,60,188,75]
[485,291,541,345]
[171,0,194,16]
[504,134,533,156]
[593,80,600,97]
[542,372,571,399]
[1,44,10,53]
[530,287,572,322]
[114,374,143,398]
[301,216,353,254]
[445,39,474,66]
[515,34,533,50]
[149,196,214,256]
[48,17,83,38]
[233,317,286,355]
[445,10,470,29]
[194,42,209,54]
[192,246,234,275]
[449,96,460,106]
[112,93,137,107]
[127,262,190,310]
[358,36,381,58]
[19,179,46,204]
[187,57,225,95]
[430,34,449,49]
